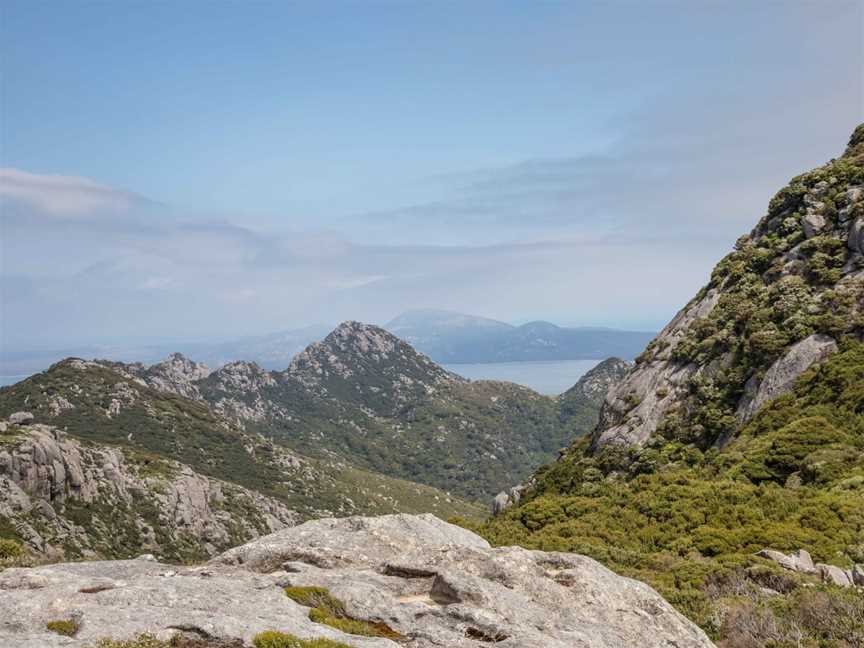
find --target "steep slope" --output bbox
[474,125,864,646]
[385,309,655,362]
[196,322,578,500]
[593,126,864,452]
[0,360,482,561]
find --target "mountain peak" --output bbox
[287,320,460,411]
[591,123,864,451]
[325,320,402,357]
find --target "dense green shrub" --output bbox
[0,538,24,559]
[473,342,864,642]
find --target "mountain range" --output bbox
[384,310,655,363]
[0,323,629,561]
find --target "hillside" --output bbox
[195,322,614,500]
[384,309,655,363]
[473,125,864,647]
[0,360,482,560]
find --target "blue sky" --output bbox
[1,1,863,348]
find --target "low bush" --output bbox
[46,618,79,637]
[0,538,23,559]
[283,585,402,639]
[252,631,354,648]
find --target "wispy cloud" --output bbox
[0,168,156,217]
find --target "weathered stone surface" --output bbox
[0,514,715,647]
[491,491,511,516]
[802,211,827,238]
[591,290,721,449]
[213,513,489,573]
[852,563,864,586]
[8,412,34,425]
[755,548,816,574]
[736,334,838,422]
[0,424,296,557]
[817,563,853,587]
[0,559,393,648]
[849,216,864,255]
[213,514,714,648]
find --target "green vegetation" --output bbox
[654,141,864,449]
[0,359,482,562]
[0,538,24,559]
[193,325,616,501]
[46,619,79,637]
[284,586,402,640]
[473,340,864,645]
[253,631,354,648]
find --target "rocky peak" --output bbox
[286,321,460,411]
[137,353,211,400]
[591,124,864,452]
[209,360,276,391]
[562,357,632,401]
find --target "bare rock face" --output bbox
[99,353,212,401]
[0,422,296,558]
[592,289,720,448]
[0,514,715,648]
[141,353,212,399]
[590,127,864,452]
[755,548,817,574]
[0,558,395,648]
[735,334,838,422]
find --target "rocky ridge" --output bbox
[0,514,715,648]
[592,125,864,451]
[0,419,295,561]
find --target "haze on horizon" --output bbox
[1,1,862,351]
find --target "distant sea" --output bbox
[443,359,601,395]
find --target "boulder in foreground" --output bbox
[0,513,714,647]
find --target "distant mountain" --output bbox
[0,321,630,533]
[384,309,655,363]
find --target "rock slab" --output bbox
[0,513,716,648]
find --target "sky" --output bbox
[1,0,863,351]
